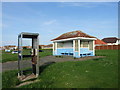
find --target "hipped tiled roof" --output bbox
[95,39,107,45]
[51,30,95,41]
[102,37,119,43]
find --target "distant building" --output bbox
[39,45,46,49]
[4,45,17,50]
[39,44,53,49]
[0,47,2,50]
[95,38,107,46]
[22,46,32,49]
[43,44,53,49]
[102,37,120,45]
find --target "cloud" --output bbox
[43,20,57,25]
[59,2,117,8]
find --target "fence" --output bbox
[95,45,120,50]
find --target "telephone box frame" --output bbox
[18,32,39,77]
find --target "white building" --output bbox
[51,30,96,58]
[102,37,120,45]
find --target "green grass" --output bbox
[1,49,52,63]
[2,50,118,88]
[2,70,20,88]
[0,73,2,90]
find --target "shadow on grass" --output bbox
[93,58,101,61]
[39,61,55,75]
[22,61,56,76]
[92,56,105,61]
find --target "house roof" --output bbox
[39,45,46,47]
[95,39,107,45]
[51,30,95,41]
[46,44,53,47]
[4,45,16,47]
[39,44,53,47]
[102,37,120,43]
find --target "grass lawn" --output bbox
[1,49,52,63]
[2,50,118,88]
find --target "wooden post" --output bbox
[112,45,113,50]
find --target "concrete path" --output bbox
[2,55,104,72]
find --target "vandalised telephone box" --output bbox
[18,32,39,80]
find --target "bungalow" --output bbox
[39,44,53,49]
[51,30,96,58]
[39,45,45,49]
[22,46,32,49]
[4,45,17,50]
[102,37,120,45]
[43,44,53,49]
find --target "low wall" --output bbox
[54,48,94,58]
[95,45,120,50]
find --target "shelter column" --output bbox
[53,42,57,55]
[55,42,58,55]
[53,42,54,55]
[78,39,80,57]
[73,40,75,56]
[73,39,80,58]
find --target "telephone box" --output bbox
[18,32,39,80]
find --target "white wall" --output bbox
[106,39,120,45]
[107,43,116,45]
[116,40,120,45]
[57,41,73,48]
[63,41,73,47]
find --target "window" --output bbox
[75,40,78,51]
[89,41,93,50]
[57,42,63,48]
[80,41,88,48]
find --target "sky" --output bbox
[2,2,118,46]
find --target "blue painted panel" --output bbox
[53,48,94,58]
[80,48,94,57]
[73,52,80,58]
[53,50,57,56]
[55,48,73,55]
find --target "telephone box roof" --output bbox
[18,32,39,38]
